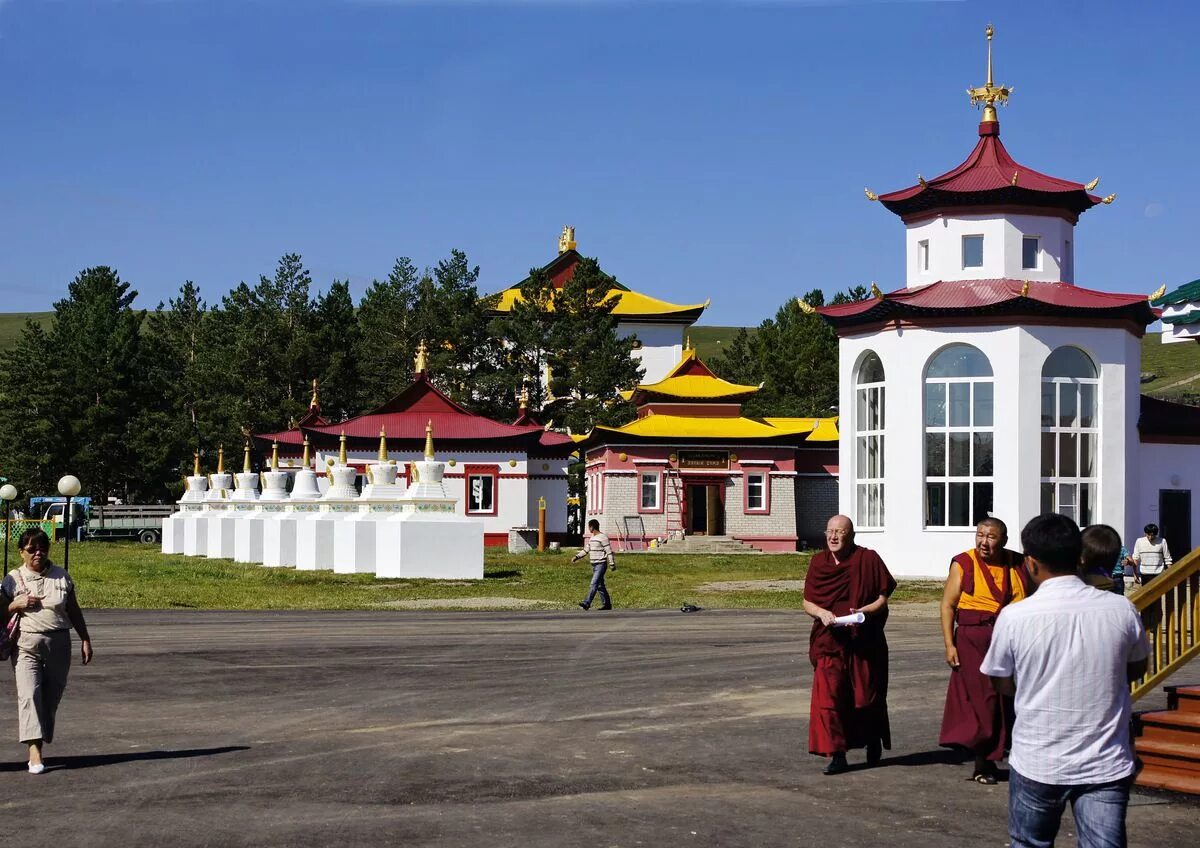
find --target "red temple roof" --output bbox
[877,121,1105,222]
[817,279,1157,332]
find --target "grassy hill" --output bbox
[0,312,53,353]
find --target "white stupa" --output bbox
[376,420,484,579]
[296,432,358,571]
[169,452,209,556]
[264,436,320,568]
[236,441,287,564]
[334,429,407,574]
[205,445,237,559]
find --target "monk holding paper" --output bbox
[803,514,897,775]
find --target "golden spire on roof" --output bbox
[558,225,577,254]
[310,378,319,408]
[414,340,428,374]
[685,334,692,351]
[271,441,279,472]
[302,436,311,469]
[424,420,435,460]
[243,441,252,474]
[338,431,348,466]
[864,188,878,201]
[217,444,225,474]
[870,282,884,299]
[378,427,388,462]
[519,385,529,411]
[967,24,1012,123]
[193,451,201,477]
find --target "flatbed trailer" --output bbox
[86,504,175,543]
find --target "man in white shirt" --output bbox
[571,519,615,610]
[1130,523,1172,587]
[980,513,1149,848]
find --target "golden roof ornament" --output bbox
[217,444,225,474]
[1020,280,1031,298]
[917,174,929,188]
[870,282,884,299]
[864,188,878,201]
[310,378,319,409]
[338,431,348,466]
[558,225,577,254]
[302,437,311,469]
[243,441,252,474]
[193,451,201,477]
[519,385,529,411]
[1085,177,1100,191]
[967,24,1012,123]
[796,297,816,314]
[424,420,435,460]
[271,441,280,472]
[1011,170,1020,186]
[1102,193,1117,205]
[1149,284,1167,303]
[414,340,429,374]
[378,427,388,462]
[685,334,692,351]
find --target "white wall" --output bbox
[839,322,1138,577]
[904,213,1075,288]
[618,322,685,384]
[1134,442,1200,552]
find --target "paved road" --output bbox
[0,609,1192,847]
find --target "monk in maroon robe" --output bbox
[803,514,897,775]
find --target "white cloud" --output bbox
[1145,202,1166,218]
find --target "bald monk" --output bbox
[938,517,1031,784]
[803,515,897,775]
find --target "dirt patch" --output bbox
[888,601,941,619]
[696,580,805,593]
[377,597,557,610]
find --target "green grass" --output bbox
[689,325,751,362]
[0,312,52,353]
[6,540,942,611]
[1139,332,1200,398]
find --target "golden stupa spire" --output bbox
[424,419,435,459]
[558,225,577,254]
[217,444,225,474]
[310,378,319,408]
[270,441,279,472]
[243,441,252,474]
[378,427,388,462]
[338,431,348,466]
[302,436,311,469]
[519,385,529,411]
[414,340,428,374]
[193,451,201,477]
[966,24,1012,123]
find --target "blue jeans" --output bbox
[1009,767,1131,848]
[583,564,611,608]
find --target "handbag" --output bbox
[0,572,28,661]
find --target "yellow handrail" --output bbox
[1129,544,1200,701]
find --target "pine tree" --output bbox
[313,279,359,422]
[355,258,421,408]
[0,320,66,498]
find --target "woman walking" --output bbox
[2,528,92,774]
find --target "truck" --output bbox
[30,497,174,544]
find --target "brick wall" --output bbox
[796,475,839,548]
[598,473,668,542]
[724,474,797,538]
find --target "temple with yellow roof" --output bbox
[574,347,838,552]
[489,227,710,383]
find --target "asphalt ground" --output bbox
[0,608,1193,848]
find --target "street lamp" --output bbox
[57,475,81,572]
[0,484,16,573]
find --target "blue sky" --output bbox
[0,0,1193,326]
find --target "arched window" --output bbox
[855,352,885,528]
[924,345,994,527]
[1041,347,1098,525]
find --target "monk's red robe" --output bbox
[938,548,1029,761]
[804,545,897,757]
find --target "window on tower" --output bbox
[918,240,930,272]
[924,344,994,528]
[1023,236,1040,270]
[962,235,984,268]
[1040,346,1099,526]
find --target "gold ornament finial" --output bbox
[1149,284,1167,303]
[378,428,388,462]
[864,188,878,201]
[243,441,252,474]
[870,282,884,299]
[310,378,319,408]
[338,431,348,466]
[271,441,279,472]
[917,174,929,188]
[967,24,1012,123]
[519,385,529,410]
[1020,280,1030,298]
[558,225,577,254]
[1085,177,1100,191]
[1102,193,1117,205]
[414,340,428,374]
[796,298,816,315]
[302,436,311,469]
[685,334,692,351]
[544,363,555,402]
[217,444,225,474]
[193,451,201,477]
[424,420,435,460]
[1011,170,1019,186]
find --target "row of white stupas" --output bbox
[161,424,483,579]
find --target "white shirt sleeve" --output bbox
[1127,605,1151,663]
[1162,540,1173,566]
[978,610,1015,678]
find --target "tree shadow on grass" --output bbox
[0,745,250,773]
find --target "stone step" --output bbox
[1138,710,1200,745]
[1135,738,1200,774]
[1135,764,1200,795]
[1166,685,1200,713]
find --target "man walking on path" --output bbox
[572,519,615,610]
[802,514,896,775]
[1130,523,1172,588]
[980,513,1149,848]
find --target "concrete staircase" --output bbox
[1135,684,1200,795]
[649,535,760,555]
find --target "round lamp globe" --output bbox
[0,484,17,502]
[57,475,82,497]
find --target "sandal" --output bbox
[969,771,998,785]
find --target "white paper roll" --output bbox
[832,612,866,627]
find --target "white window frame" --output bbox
[962,234,984,269]
[917,239,930,272]
[745,471,768,514]
[1040,347,1100,526]
[639,471,661,512]
[924,345,994,528]
[855,352,885,529]
[1022,235,1041,270]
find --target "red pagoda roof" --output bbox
[877,121,1105,223]
[817,279,1157,333]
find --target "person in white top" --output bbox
[980,513,1149,848]
[1130,523,1172,587]
[571,519,615,611]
